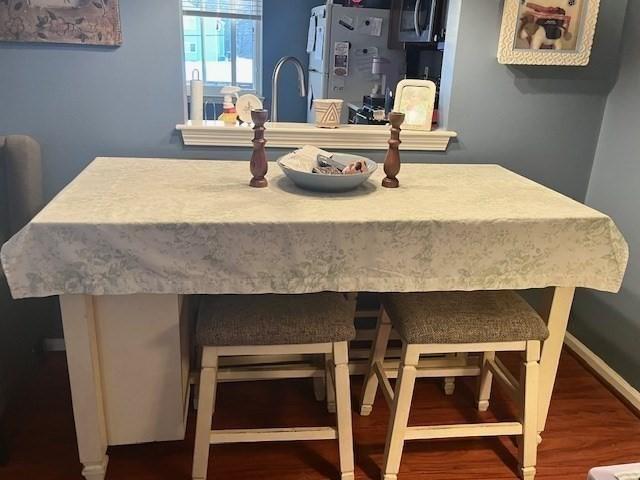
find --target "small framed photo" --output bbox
[497,0,601,66]
[393,79,436,132]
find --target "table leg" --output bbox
[537,287,575,438]
[59,295,109,480]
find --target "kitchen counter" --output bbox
[177,120,457,151]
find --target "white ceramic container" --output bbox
[313,99,344,128]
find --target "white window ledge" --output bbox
[177,121,457,151]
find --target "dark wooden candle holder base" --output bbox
[382,111,405,189]
[250,109,269,188]
[382,176,400,188]
[249,177,268,188]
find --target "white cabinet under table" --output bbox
[59,294,191,478]
[0,158,627,480]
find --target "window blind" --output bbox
[182,0,263,19]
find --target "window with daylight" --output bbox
[182,0,262,96]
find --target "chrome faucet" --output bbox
[271,56,306,122]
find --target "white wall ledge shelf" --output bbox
[177,121,457,152]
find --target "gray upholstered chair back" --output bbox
[0,135,44,243]
[0,136,7,244]
[0,135,46,425]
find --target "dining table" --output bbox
[0,157,628,480]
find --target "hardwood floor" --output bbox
[1,349,639,480]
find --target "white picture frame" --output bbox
[393,79,437,132]
[497,0,601,66]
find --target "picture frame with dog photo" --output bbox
[497,0,601,66]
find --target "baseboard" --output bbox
[43,338,66,352]
[564,332,640,415]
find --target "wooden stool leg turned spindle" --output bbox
[382,111,405,189]
[250,109,269,188]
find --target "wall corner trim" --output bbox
[564,332,640,415]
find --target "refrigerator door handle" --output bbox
[426,0,437,41]
[414,0,422,37]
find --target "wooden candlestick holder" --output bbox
[382,111,405,188]
[250,109,269,188]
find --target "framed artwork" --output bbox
[497,0,601,66]
[392,79,436,132]
[0,0,122,46]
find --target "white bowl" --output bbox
[277,153,378,193]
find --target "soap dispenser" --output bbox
[218,86,241,126]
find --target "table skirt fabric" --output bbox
[0,158,629,299]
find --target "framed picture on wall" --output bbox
[497,0,601,66]
[0,0,122,46]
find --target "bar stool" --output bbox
[192,292,357,480]
[360,291,549,480]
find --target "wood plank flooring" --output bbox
[1,349,639,480]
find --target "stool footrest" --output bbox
[209,427,338,444]
[404,422,523,441]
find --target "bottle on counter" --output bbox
[218,86,241,126]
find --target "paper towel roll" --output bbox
[190,70,204,125]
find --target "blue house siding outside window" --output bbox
[182,0,262,95]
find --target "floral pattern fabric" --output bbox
[0,158,629,299]
[0,0,121,46]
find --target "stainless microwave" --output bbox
[390,0,448,45]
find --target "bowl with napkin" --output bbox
[277,146,378,192]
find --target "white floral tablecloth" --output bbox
[0,158,628,298]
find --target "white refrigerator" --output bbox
[307,4,405,123]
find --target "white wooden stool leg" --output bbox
[477,351,496,411]
[326,352,337,413]
[360,307,392,416]
[443,352,457,395]
[519,341,540,480]
[314,376,327,401]
[314,354,327,402]
[193,346,203,411]
[193,383,200,411]
[382,344,420,480]
[333,341,355,480]
[192,348,218,480]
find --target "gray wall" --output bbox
[438,0,628,200]
[571,2,640,390]
[263,0,324,123]
[0,0,188,199]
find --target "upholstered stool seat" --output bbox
[192,293,356,480]
[382,291,549,344]
[197,293,356,346]
[360,291,546,480]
